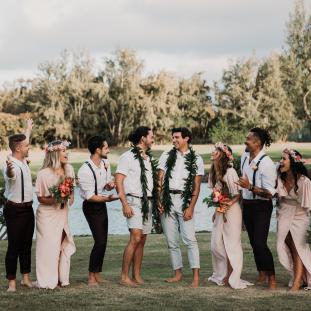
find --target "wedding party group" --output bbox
[2,119,311,294]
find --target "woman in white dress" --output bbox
[35,140,76,289]
[208,142,252,289]
[276,148,311,291]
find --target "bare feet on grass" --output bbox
[120,277,138,287]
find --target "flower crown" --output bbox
[283,148,304,163]
[214,142,234,161]
[45,140,71,153]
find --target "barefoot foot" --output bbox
[119,278,137,287]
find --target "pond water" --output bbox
[32,183,277,235]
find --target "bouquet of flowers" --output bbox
[203,187,232,222]
[49,177,75,209]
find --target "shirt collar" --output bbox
[89,158,105,170]
[177,149,190,157]
[251,149,266,164]
[11,157,27,166]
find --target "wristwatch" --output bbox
[249,184,254,192]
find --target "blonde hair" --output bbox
[41,140,71,176]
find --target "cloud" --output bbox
[0,0,310,85]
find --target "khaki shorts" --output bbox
[126,195,152,234]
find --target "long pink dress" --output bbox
[208,167,253,289]
[35,166,76,289]
[276,175,311,288]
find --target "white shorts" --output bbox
[126,195,152,235]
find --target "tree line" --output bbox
[0,0,310,149]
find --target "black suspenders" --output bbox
[252,154,267,198]
[86,162,98,195]
[14,164,25,202]
[20,167,24,202]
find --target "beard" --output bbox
[244,146,250,153]
[101,154,108,159]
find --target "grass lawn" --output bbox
[0,233,311,310]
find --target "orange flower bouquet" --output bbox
[203,187,232,222]
[49,177,75,209]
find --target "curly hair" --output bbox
[278,149,310,193]
[250,127,273,148]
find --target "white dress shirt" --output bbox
[158,149,205,191]
[116,150,153,197]
[2,157,33,203]
[78,158,112,200]
[240,150,277,200]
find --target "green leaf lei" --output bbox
[162,147,198,215]
[131,145,159,221]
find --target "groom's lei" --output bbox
[131,145,159,221]
[162,147,198,215]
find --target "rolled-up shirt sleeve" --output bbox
[196,156,205,176]
[116,153,130,176]
[158,152,168,171]
[260,162,277,196]
[78,166,95,200]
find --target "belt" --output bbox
[126,194,153,200]
[6,200,33,208]
[169,190,183,195]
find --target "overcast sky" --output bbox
[0,0,310,85]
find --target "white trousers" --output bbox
[161,194,200,270]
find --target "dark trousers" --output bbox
[3,202,35,280]
[242,199,275,276]
[83,200,108,273]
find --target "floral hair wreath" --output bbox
[214,142,234,162]
[283,148,304,163]
[45,140,71,153]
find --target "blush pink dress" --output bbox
[276,175,311,288]
[208,167,253,289]
[35,165,76,289]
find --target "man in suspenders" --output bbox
[77,136,118,286]
[2,119,34,292]
[237,127,277,290]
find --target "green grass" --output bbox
[0,233,311,310]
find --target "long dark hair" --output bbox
[278,149,310,193]
[209,145,233,194]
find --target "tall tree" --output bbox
[255,55,298,141]
[280,0,311,135]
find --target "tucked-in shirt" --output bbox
[158,149,205,191]
[116,150,153,197]
[78,158,113,200]
[2,157,33,203]
[240,150,277,200]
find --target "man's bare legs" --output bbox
[189,268,200,288]
[132,234,147,284]
[120,229,142,287]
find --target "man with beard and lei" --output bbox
[237,127,277,290]
[115,126,159,287]
[158,127,204,288]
